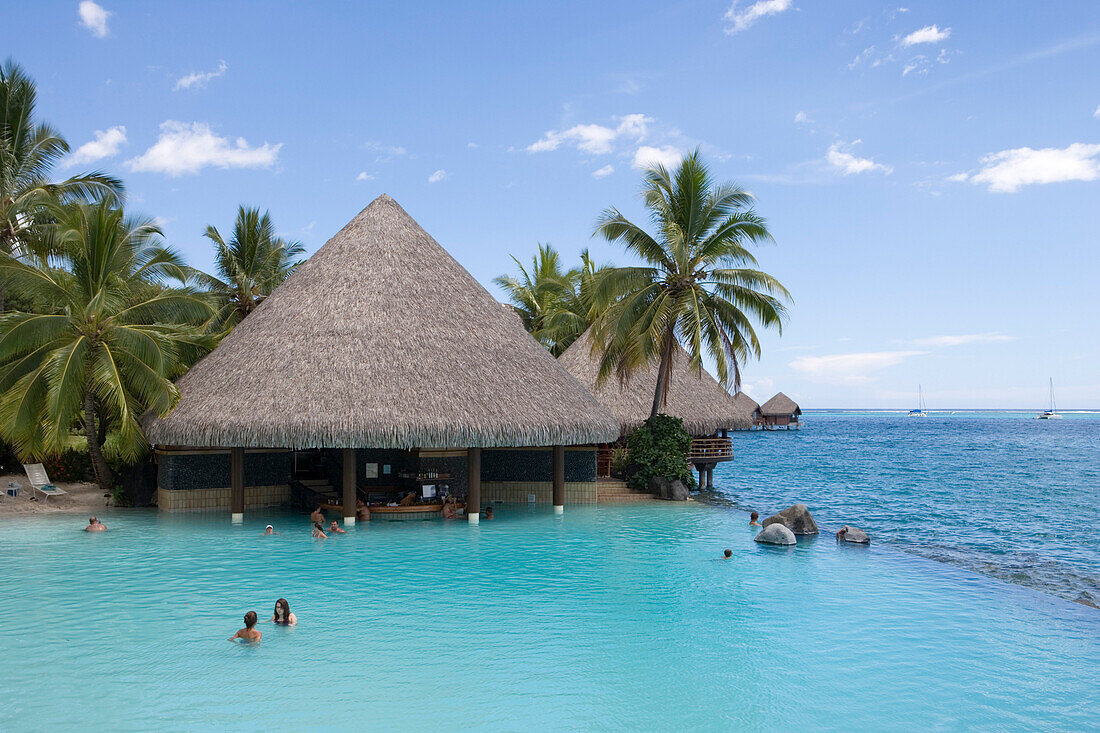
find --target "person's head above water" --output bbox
[243,610,258,629]
[330,520,339,530]
[313,522,323,531]
[88,517,98,525]
[750,511,759,522]
[274,599,291,623]
[724,549,732,558]
[264,524,274,535]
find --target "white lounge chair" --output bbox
[23,463,68,504]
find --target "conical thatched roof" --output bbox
[760,392,801,416]
[145,195,619,449]
[732,391,760,415]
[557,330,753,436]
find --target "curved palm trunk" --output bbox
[649,329,676,418]
[83,389,114,490]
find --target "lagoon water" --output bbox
[1,496,1098,729]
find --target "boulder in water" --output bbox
[647,477,689,501]
[762,504,819,535]
[836,525,870,544]
[755,523,796,545]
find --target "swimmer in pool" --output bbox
[723,549,732,559]
[229,611,261,642]
[310,506,325,525]
[262,524,276,535]
[271,598,297,626]
[484,506,494,520]
[85,517,106,532]
[312,522,327,539]
[329,520,346,534]
[749,511,761,527]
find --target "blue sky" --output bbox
[8,1,1100,408]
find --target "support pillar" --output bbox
[467,447,481,524]
[706,467,714,490]
[552,445,565,514]
[230,447,244,523]
[697,465,705,491]
[342,447,356,526]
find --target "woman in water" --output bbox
[312,522,327,538]
[271,598,298,626]
[229,611,262,642]
[749,511,762,527]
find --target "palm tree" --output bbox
[196,206,305,330]
[0,59,124,310]
[0,202,214,489]
[591,149,791,418]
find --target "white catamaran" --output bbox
[1036,378,1063,419]
[908,385,928,417]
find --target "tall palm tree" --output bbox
[196,206,305,330]
[0,59,124,309]
[592,149,791,418]
[495,243,593,356]
[0,202,214,489]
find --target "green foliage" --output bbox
[42,447,93,482]
[609,446,631,477]
[626,414,695,491]
[591,149,791,415]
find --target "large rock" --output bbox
[755,523,796,545]
[648,476,689,501]
[836,526,870,544]
[762,504,819,535]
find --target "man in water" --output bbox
[310,505,325,524]
[723,549,732,559]
[484,506,494,520]
[356,499,371,522]
[836,526,849,541]
[229,611,261,643]
[262,525,276,536]
[85,517,106,532]
[749,511,761,527]
[329,520,346,534]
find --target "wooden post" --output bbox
[230,447,244,523]
[342,448,356,526]
[697,465,706,490]
[552,445,565,514]
[467,447,481,524]
[706,467,714,489]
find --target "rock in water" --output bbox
[647,476,689,501]
[762,504,819,535]
[755,523,796,545]
[667,480,689,501]
[838,526,870,544]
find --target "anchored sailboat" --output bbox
[907,385,928,417]
[1036,378,1062,419]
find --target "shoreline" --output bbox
[0,474,111,517]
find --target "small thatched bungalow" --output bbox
[145,195,619,523]
[759,392,802,429]
[732,392,763,428]
[557,331,753,489]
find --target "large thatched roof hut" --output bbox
[146,195,618,521]
[732,392,762,427]
[759,392,802,429]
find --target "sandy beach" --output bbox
[0,474,111,517]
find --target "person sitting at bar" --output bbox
[749,511,761,527]
[398,490,418,506]
[329,520,346,535]
[85,517,106,532]
[484,506,494,520]
[310,505,325,524]
[229,611,261,643]
[356,499,371,522]
[441,495,459,519]
[311,522,327,539]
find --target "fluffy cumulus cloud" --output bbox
[900,24,951,47]
[794,110,810,124]
[65,126,126,166]
[950,143,1100,193]
[592,164,614,179]
[632,145,682,170]
[826,140,892,175]
[527,114,649,155]
[723,0,793,34]
[78,1,111,38]
[126,121,281,176]
[428,169,448,183]
[175,60,228,91]
[356,172,373,181]
[790,351,926,384]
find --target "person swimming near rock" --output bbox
[329,520,346,534]
[85,517,106,532]
[312,522,327,539]
[271,598,297,626]
[749,511,761,527]
[229,611,261,643]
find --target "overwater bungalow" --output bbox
[759,392,802,429]
[556,331,753,490]
[732,392,763,428]
[144,195,619,523]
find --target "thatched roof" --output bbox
[557,330,753,436]
[732,391,760,416]
[760,392,801,416]
[145,195,619,449]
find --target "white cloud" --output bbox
[632,145,683,170]
[592,164,614,179]
[1094,105,1100,119]
[428,169,448,183]
[78,1,111,38]
[126,121,281,176]
[906,333,1013,347]
[65,126,127,166]
[467,142,478,148]
[826,140,892,175]
[900,24,951,47]
[951,143,1100,193]
[364,141,407,161]
[794,111,810,124]
[902,58,927,76]
[174,60,228,91]
[356,172,373,181]
[527,114,649,155]
[723,0,793,34]
[790,350,926,384]
[741,376,774,398]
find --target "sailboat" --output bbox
[907,385,928,417]
[1036,378,1063,419]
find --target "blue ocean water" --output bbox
[1,501,1098,730]
[716,411,1100,606]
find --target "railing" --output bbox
[688,437,733,462]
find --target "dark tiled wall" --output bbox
[158,451,292,491]
[482,448,596,483]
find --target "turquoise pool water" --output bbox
[1,504,1097,730]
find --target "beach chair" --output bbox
[23,463,68,504]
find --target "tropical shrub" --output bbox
[43,448,93,482]
[609,446,631,477]
[626,414,695,491]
